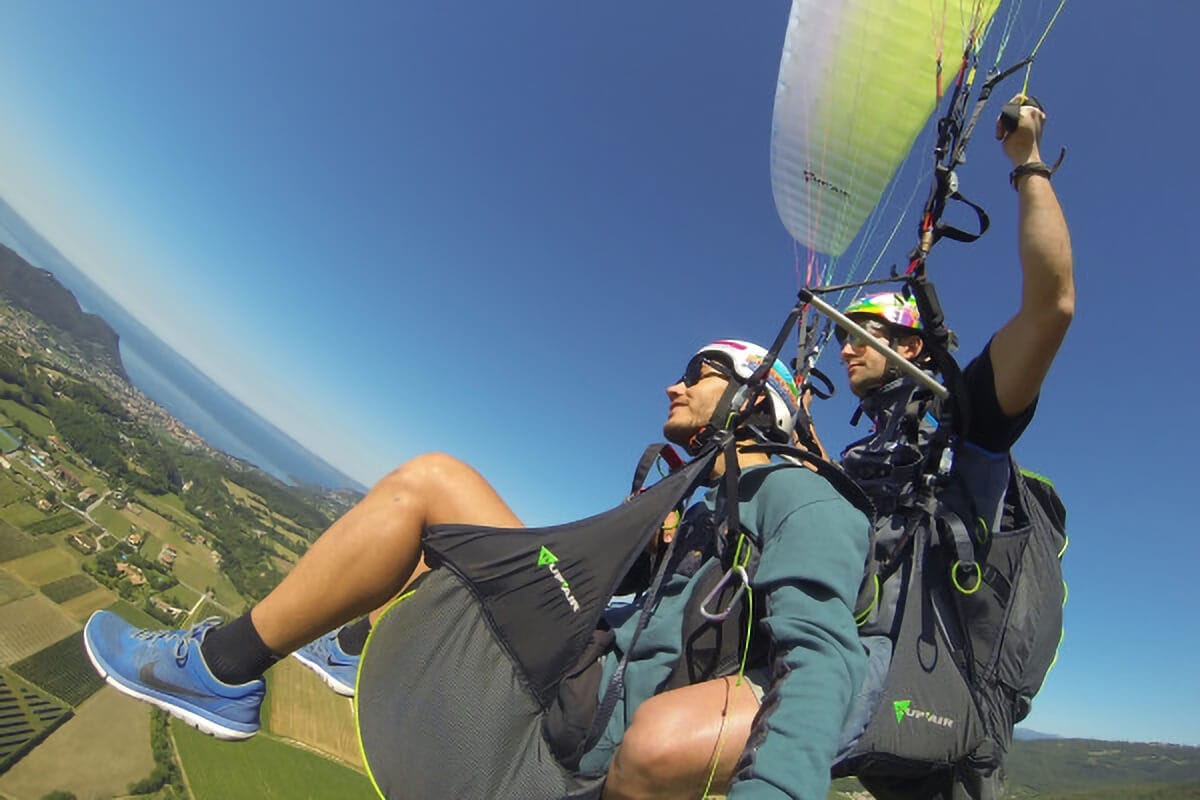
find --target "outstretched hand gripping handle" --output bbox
[1000,95,1044,134]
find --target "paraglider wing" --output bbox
[771,0,1001,257]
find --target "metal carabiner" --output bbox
[699,564,750,622]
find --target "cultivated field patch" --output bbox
[24,510,88,536]
[270,536,303,561]
[0,500,50,529]
[58,584,116,622]
[173,718,375,800]
[172,549,244,612]
[223,478,268,510]
[0,398,53,439]
[191,598,236,624]
[0,520,53,561]
[0,471,27,506]
[167,582,202,611]
[270,554,294,576]
[0,594,79,666]
[106,598,163,628]
[133,490,203,531]
[89,502,130,536]
[264,657,361,767]
[11,630,105,707]
[4,545,78,585]
[40,573,99,603]
[0,685,154,800]
[171,547,218,588]
[0,567,31,605]
[0,668,72,775]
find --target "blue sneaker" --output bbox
[291,628,359,697]
[83,610,264,740]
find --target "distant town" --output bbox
[1,299,219,456]
[0,279,373,798]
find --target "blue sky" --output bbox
[0,2,1195,747]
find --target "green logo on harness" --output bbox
[537,546,580,612]
[893,698,954,729]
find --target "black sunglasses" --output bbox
[679,356,733,387]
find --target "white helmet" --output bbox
[688,339,800,443]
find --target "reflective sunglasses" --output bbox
[834,318,893,347]
[678,356,733,387]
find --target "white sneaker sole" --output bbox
[291,650,356,697]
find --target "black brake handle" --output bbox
[1000,95,1044,134]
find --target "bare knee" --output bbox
[370,451,519,528]
[373,452,467,502]
[605,699,692,799]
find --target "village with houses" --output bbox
[0,286,369,798]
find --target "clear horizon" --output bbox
[0,1,1195,748]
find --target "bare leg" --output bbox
[367,554,430,626]
[603,676,760,800]
[251,452,521,654]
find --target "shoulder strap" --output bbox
[629,443,685,496]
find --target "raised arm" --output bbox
[988,96,1075,417]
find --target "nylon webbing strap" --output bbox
[587,530,681,746]
[936,506,977,571]
[589,435,737,747]
[933,190,990,245]
[720,434,741,548]
[906,275,971,437]
[629,443,683,497]
[953,57,1031,166]
[876,512,926,584]
[587,442,723,746]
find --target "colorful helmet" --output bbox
[842,292,922,331]
[692,339,800,443]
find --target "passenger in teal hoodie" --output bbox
[585,339,870,800]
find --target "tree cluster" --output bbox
[127,709,185,796]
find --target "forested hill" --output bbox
[830,739,1200,799]
[0,243,126,380]
[1004,738,1200,797]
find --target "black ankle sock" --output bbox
[201,613,281,685]
[337,616,372,656]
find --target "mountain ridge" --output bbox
[0,242,127,380]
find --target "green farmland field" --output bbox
[89,502,130,535]
[0,521,53,561]
[173,720,376,800]
[24,511,86,536]
[0,399,53,439]
[0,501,46,529]
[40,573,99,603]
[0,668,72,774]
[5,546,78,585]
[11,630,104,707]
[0,567,31,604]
[0,471,28,506]
[0,594,79,666]
[106,598,165,628]
[133,490,203,530]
